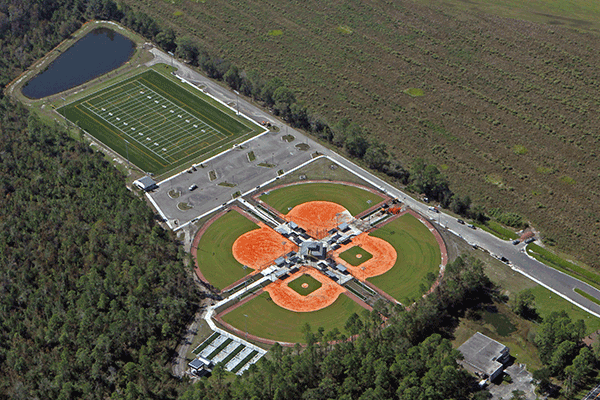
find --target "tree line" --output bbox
[179,255,495,400]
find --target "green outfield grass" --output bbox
[260,183,384,216]
[287,274,322,296]
[221,292,366,343]
[368,214,441,302]
[196,211,258,290]
[58,69,262,175]
[339,246,373,267]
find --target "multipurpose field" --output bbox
[58,69,262,175]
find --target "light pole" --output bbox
[234,90,240,115]
[124,139,130,167]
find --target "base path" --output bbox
[285,201,352,239]
[333,233,397,280]
[264,266,346,312]
[232,222,297,270]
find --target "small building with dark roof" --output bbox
[300,241,327,259]
[133,176,157,192]
[458,332,510,381]
[189,356,212,376]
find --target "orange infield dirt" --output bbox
[333,233,397,280]
[265,266,346,312]
[232,223,297,270]
[285,201,350,239]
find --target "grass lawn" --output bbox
[58,69,262,176]
[368,214,441,303]
[530,285,600,335]
[261,183,384,216]
[339,246,373,267]
[287,274,322,296]
[575,288,600,306]
[196,211,258,290]
[221,292,365,343]
[473,220,519,241]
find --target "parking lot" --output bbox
[148,130,316,229]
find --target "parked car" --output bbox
[524,237,535,244]
[457,219,465,224]
[512,239,520,245]
[189,184,198,191]
[467,224,476,229]
[428,206,439,213]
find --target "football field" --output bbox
[59,69,263,175]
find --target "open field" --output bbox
[287,274,322,296]
[415,0,600,32]
[339,246,373,267]
[195,211,258,290]
[260,183,383,216]
[221,292,365,344]
[124,0,600,266]
[368,214,441,302]
[59,69,261,175]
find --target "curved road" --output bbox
[147,49,600,319]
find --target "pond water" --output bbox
[22,28,135,99]
[482,310,516,337]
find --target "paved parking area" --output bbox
[489,364,536,400]
[148,130,316,229]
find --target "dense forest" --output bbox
[0,95,200,398]
[0,3,201,397]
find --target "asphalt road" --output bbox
[146,48,600,319]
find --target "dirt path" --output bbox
[172,305,207,378]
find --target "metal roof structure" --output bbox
[133,176,157,191]
[458,332,510,381]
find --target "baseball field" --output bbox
[221,292,365,344]
[368,213,441,302]
[260,182,384,215]
[195,210,258,290]
[193,182,445,343]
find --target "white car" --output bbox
[189,184,198,191]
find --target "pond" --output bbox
[22,28,135,99]
[482,310,516,337]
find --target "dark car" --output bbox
[457,219,465,224]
